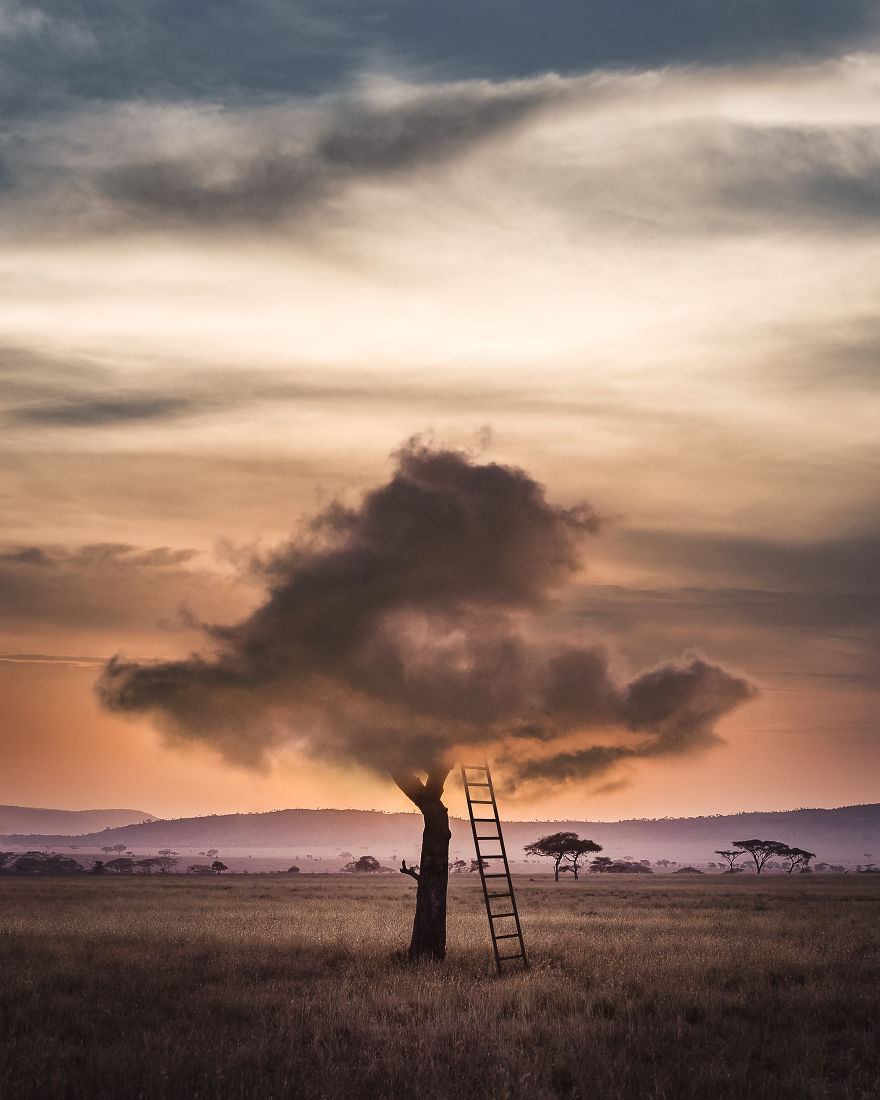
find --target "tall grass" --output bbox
[1,874,877,1098]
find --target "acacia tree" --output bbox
[524,832,602,881]
[344,854,383,874]
[781,847,815,874]
[732,839,791,874]
[155,850,178,873]
[97,443,756,963]
[714,849,745,873]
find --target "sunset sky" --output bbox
[2,2,878,821]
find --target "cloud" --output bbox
[13,397,197,427]
[5,57,880,244]
[96,442,755,789]
[0,540,245,638]
[617,529,880,595]
[1,0,876,123]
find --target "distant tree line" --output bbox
[0,849,227,875]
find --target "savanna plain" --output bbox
[1,874,878,1100]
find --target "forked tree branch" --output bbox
[391,763,452,808]
[399,859,420,881]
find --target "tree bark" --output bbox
[392,764,452,962]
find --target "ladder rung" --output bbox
[466,782,491,787]
[479,854,505,859]
[483,873,508,878]
[498,954,525,961]
[494,933,522,940]
[486,892,511,898]
[472,817,498,822]
[476,835,499,840]
[469,799,494,804]
[490,911,515,919]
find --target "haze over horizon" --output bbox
[2,2,878,821]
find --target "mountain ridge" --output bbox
[2,803,876,864]
[0,805,156,835]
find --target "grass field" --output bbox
[1,874,878,1099]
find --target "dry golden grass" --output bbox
[1,873,878,1099]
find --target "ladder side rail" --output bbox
[462,763,527,972]
[484,766,528,968]
[462,766,502,971]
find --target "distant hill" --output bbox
[2,803,876,866]
[0,805,156,836]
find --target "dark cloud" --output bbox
[0,541,234,636]
[1,1,876,121]
[13,397,197,427]
[96,442,754,788]
[0,546,54,566]
[96,82,557,226]
[619,529,880,594]
[0,348,205,429]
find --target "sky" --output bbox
[1,1,878,822]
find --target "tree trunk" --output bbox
[392,765,452,962]
[409,796,451,961]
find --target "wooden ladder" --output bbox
[461,763,528,973]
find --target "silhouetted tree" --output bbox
[136,858,161,874]
[606,860,653,873]
[90,860,105,874]
[96,446,755,965]
[469,857,488,872]
[287,865,301,873]
[450,859,468,874]
[715,849,745,873]
[186,864,214,874]
[344,855,381,873]
[104,857,136,873]
[524,832,602,880]
[211,861,228,874]
[781,847,816,874]
[155,850,178,873]
[590,856,613,873]
[11,852,82,874]
[394,767,451,960]
[0,851,15,872]
[206,849,219,859]
[732,839,791,874]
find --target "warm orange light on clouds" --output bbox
[1,8,878,820]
